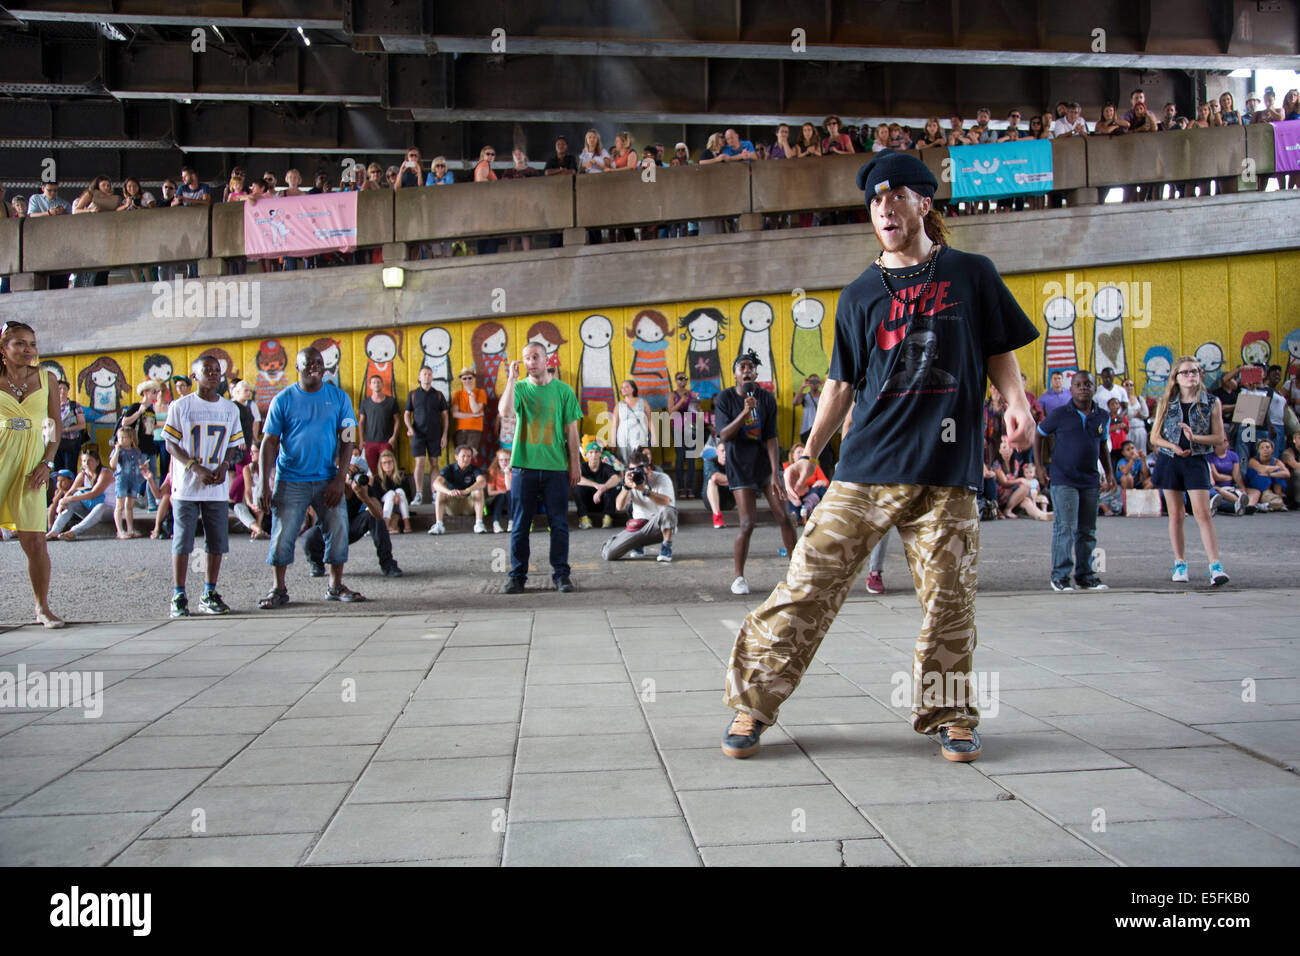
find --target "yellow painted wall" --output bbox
[42,249,1300,466]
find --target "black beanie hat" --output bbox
[856,150,939,202]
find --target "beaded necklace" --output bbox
[876,244,942,306]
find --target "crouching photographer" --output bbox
[304,464,403,579]
[600,451,678,563]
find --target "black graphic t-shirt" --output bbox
[828,248,1039,489]
[714,385,778,480]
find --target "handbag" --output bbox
[624,518,648,533]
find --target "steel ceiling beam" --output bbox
[5,2,342,30]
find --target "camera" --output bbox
[353,473,369,488]
[629,468,646,486]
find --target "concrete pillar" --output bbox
[1065,187,1100,206]
[738,213,764,232]
[7,273,46,292]
[562,227,588,247]
[381,242,411,262]
[197,258,227,277]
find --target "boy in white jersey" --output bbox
[162,355,244,617]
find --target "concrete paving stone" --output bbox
[528,646,624,665]
[426,659,526,681]
[785,721,926,760]
[967,730,1131,775]
[3,768,211,816]
[31,675,222,724]
[526,663,631,685]
[414,674,525,700]
[250,713,397,749]
[867,799,1102,866]
[135,659,248,679]
[164,644,275,663]
[435,644,529,662]
[842,838,908,867]
[1157,658,1258,682]
[521,704,646,737]
[307,800,504,864]
[186,677,315,708]
[991,768,1227,826]
[0,754,92,805]
[1031,655,1162,677]
[817,755,1011,806]
[110,833,316,867]
[813,642,913,666]
[793,674,876,698]
[1068,817,1300,866]
[524,682,638,709]
[646,713,794,751]
[504,816,700,866]
[374,722,518,761]
[1066,671,1205,698]
[509,769,680,823]
[1137,694,1290,725]
[663,743,829,791]
[514,733,660,774]
[144,782,350,838]
[235,651,350,681]
[774,695,903,727]
[350,755,513,803]
[139,705,288,737]
[22,631,134,650]
[85,733,255,771]
[1112,746,1297,792]
[638,690,727,718]
[275,633,372,651]
[445,622,532,646]
[0,720,149,757]
[997,686,1142,717]
[65,652,175,671]
[625,668,725,693]
[1190,786,1300,845]
[282,678,415,719]
[0,712,47,735]
[680,784,877,847]
[336,650,442,672]
[980,636,1102,657]
[617,647,720,668]
[0,812,159,866]
[394,697,522,727]
[1045,712,1220,750]
[209,745,377,786]
[968,703,1057,734]
[700,840,855,867]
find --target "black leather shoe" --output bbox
[502,578,526,594]
[555,576,576,593]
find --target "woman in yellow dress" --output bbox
[0,322,64,627]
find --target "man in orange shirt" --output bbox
[451,367,486,454]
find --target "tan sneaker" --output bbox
[721,712,767,758]
[938,725,982,762]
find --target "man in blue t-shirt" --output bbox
[1033,370,1114,593]
[173,167,212,207]
[255,346,364,608]
[722,151,1039,764]
[719,129,757,160]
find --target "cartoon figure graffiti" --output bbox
[1142,345,1173,399]
[790,296,830,384]
[470,321,508,463]
[1241,330,1271,368]
[311,337,343,389]
[679,307,727,401]
[418,327,453,402]
[39,359,66,385]
[76,356,129,442]
[625,309,671,410]
[253,339,291,417]
[141,353,175,403]
[1281,328,1300,381]
[364,330,402,399]
[577,314,615,415]
[737,300,777,395]
[1043,295,1079,380]
[1091,286,1127,376]
[1194,342,1226,390]
[526,320,568,381]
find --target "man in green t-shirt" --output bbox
[498,342,582,593]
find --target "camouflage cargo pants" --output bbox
[724,481,980,735]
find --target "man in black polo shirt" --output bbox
[1034,370,1115,592]
[543,136,578,176]
[404,366,449,505]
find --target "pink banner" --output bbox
[243,191,359,259]
[1274,119,1300,173]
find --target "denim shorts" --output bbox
[1153,453,1211,492]
[114,461,142,499]
[172,498,230,555]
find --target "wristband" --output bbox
[798,455,812,462]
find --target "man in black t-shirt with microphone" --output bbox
[713,351,797,596]
[721,152,1040,763]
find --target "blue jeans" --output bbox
[509,468,571,582]
[1050,484,1100,583]
[267,479,350,567]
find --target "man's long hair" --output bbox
[923,206,950,247]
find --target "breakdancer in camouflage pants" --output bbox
[722,151,1039,762]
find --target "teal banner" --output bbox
[949,140,1054,199]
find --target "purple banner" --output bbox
[1274,119,1300,173]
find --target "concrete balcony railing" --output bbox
[3,123,1283,288]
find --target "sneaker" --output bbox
[1234,494,1246,515]
[555,576,576,593]
[411,493,424,506]
[777,547,788,557]
[493,520,504,534]
[627,548,644,558]
[579,516,592,529]
[309,561,326,578]
[1076,578,1110,591]
[1171,561,1189,583]
[865,571,885,594]
[601,515,613,529]
[382,564,404,577]
[1244,502,1257,515]
[1208,492,1222,515]
[507,520,514,532]
[198,591,231,614]
[1209,562,1229,587]
[711,512,725,529]
[721,712,767,758]
[428,521,446,535]
[169,593,190,618]
[1050,579,1074,592]
[938,725,982,762]
[473,521,487,534]
[502,578,525,594]
[657,543,673,563]
[730,575,750,595]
